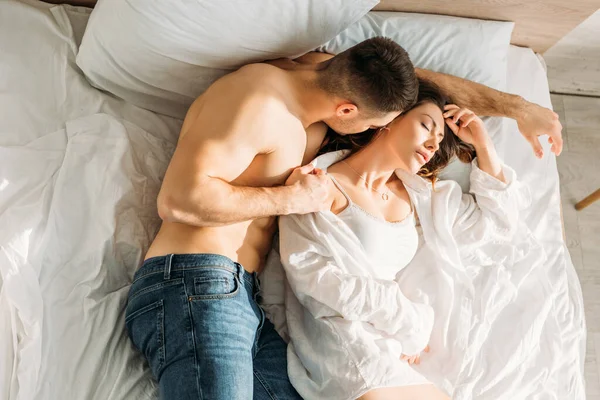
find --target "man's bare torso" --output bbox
[145,64,327,273]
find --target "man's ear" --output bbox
[335,103,358,118]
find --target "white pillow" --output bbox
[318,12,515,91]
[76,0,378,119]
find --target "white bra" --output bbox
[330,175,419,281]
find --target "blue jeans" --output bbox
[125,254,301,400]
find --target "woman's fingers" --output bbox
[442,108,459,119]
[443,104,460,113]
[452,109,472,123]
[445,118,460,134]
[444,107,475,123]
[424,345,430,353]
[460,114,477,127]
[442,110,456,119]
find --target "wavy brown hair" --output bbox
[318,79,475,183]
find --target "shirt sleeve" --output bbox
[453,159,531,262]
[279,213,433,356]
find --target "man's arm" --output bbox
[158,135,284,227]
[269,51,563,157]
[416,68,563,157]
[157,104,329,227]
[416,68,519,118]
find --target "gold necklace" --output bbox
[341,160,391,201]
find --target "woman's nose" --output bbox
[426,141,439,151]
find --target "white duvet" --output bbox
[0,1,585,400]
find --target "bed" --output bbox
[0,0,586,399]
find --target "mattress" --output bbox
[0,1,585,399]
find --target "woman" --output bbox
[264,80,528,400]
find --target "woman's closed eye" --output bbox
[421,122,431,131]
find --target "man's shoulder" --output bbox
[236,62,286,80]
[198,65,286,113]
[202,63,285,100]
[232,66,295,116]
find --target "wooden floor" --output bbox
[551,94,600,399]
[545,10,600,96]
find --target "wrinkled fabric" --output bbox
[1,1,586,399]
[261,150,537,399]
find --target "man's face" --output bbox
[324,110,401,135]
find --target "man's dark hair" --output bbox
[317,37,419,115]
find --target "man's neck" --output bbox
[283,68,337,128]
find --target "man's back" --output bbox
[145,63,327,272]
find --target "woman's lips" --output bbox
[416,151,427,163]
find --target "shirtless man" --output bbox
[125,37,563,400]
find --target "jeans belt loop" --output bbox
[235,263,244,281]
[164,254,174,280]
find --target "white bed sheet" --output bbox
[0,1,585,399]
[418,45,587,399]
[0,2,180,399]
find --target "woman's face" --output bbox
[383,102,445,174]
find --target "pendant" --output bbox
[382,193,389,201]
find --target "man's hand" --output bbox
[284,163,332,215]
[516,102,563,158]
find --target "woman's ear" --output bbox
[335,103,358,118]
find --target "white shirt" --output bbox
[329,174,419,280]
[260,150,534,400]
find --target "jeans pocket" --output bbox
[189,269,240,300]
[125,299,165,374]
[128,278,184,304]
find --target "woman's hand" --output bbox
[445,105,506,182]
[443,105,491,150]
[400,345,430,365]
